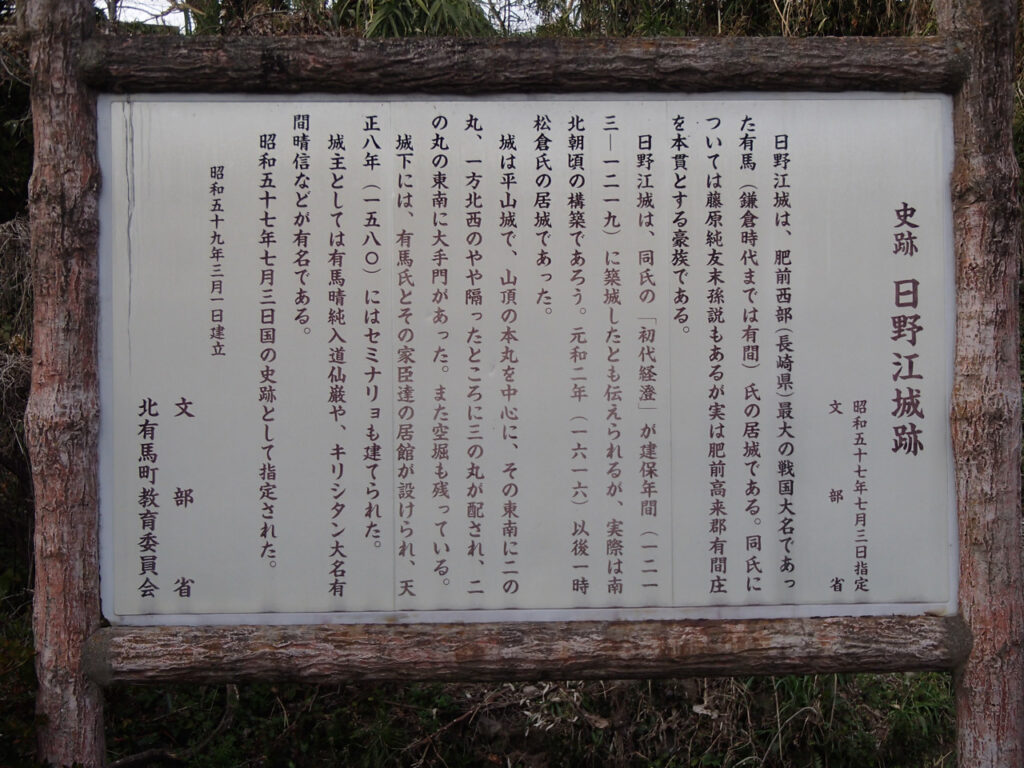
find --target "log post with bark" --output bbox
[934,0,1024,765]
[24,0,105,764]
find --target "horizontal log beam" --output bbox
[79,35,967,94]
[84,615,970,686]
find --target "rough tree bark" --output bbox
[24,0,105,763]
[79,35,966,94]
[84,615,970,686]
[934,0,1024,766]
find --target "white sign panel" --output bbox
[98,94,956,625]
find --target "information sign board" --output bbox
[98,94,956,624]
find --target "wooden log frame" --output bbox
[78,31,978,686]
[82,616,971,686]
[27,0,1020,764]
[78,35,968,94]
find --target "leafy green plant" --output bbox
[531,0,934,37]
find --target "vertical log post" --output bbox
[25,0,105,763]
[935,0,1024,765]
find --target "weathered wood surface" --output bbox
[79,35,967,94]
[84,615,970,686]
[934,0,1024,766]
[26,0,105,763]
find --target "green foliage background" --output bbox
[0,0,1016,765]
